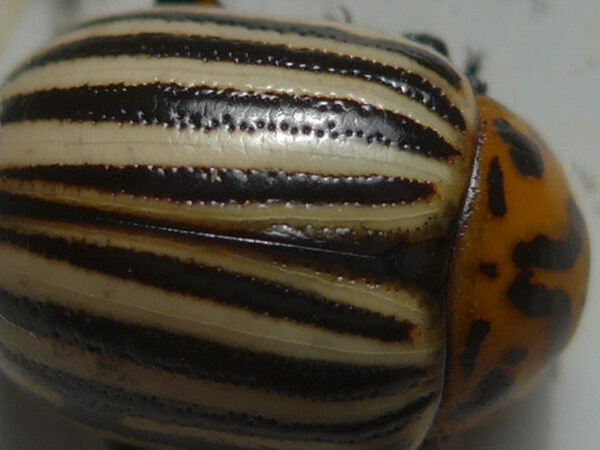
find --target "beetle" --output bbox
[0,4,589,450]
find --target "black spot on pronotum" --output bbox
[494,118,544,178]
[513,199,584,272]
[453,368,514,420]
[478,262,498,278]
[508,199,584,353]
[502,348,528,366]
[507,273,570,318]
[507,272,571,352]
[460,320,491,378]
[487,157,506,217]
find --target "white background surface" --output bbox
[0,1,598,449]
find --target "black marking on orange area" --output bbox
[513,199,583,272]
[493,118,544,178]
[0,165,435,205]
[460,320,491,378]
[502,348,529,366]
[508,199,584,353]
[0,229,414,344]
[477,262,498,278]
[507,272,571,349]
[0,290,427,401]
[0,84,460,160]
[452,368,514,420]
[5,32,466,131]
[487,157,506,217]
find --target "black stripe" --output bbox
[494,119,544,178]
[0,84,460,160]
[452,368,514,421]
[7,32,466,131]
[0,165,435,205]
[0,226,414,343]
[0,290,427,401]
[460,320,490,378]
[477,262,497,278]
[507,273,571,320]
[0,191,388,257]
[0,191,453,292]
[512,199,584,272]
[72,9,463,89]
[502,348,528,366]
[0,345,434,444]
[508,199,584,354]
[487,157,506,217]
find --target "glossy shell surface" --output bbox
[436,96,589,434]
[0,6,588,450]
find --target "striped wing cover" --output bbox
[0,7,478,450]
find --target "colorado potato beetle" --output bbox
[0,5,590,450]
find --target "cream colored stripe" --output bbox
[0,121,455,184]
[3,217,432,329]
[0,244,439,366]
[0,318,439,424]
[0,179,448,234]
[40,12,474,115]
[0,57,463,148]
